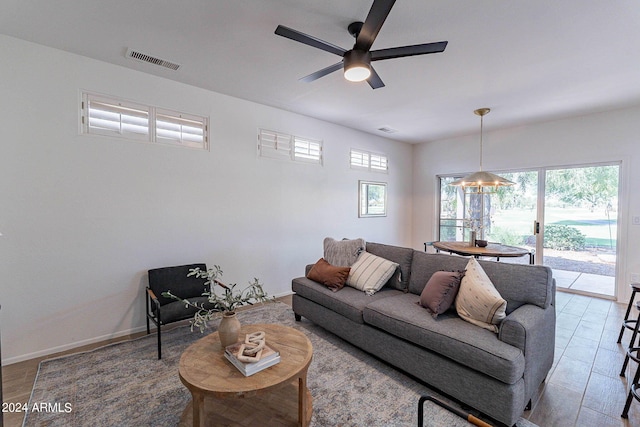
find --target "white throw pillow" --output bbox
[346,252,398,295]
[455,258,507,333]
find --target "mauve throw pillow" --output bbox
[307,258,351,292]
[419,270,465,318]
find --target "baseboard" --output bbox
[3,325,149,366]
[4,291,295,366]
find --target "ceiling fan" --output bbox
[274,0,448,89]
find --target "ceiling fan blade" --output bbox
[371,41,448,61]
[355,0,396,52]
[275,25,346,57]
[367,66,385,89]
[300,61,344,83]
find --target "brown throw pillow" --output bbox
[419,270,465,318]
[307,258,350,292]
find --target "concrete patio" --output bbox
[553,269,615,297]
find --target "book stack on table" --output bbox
[224,342,281,377]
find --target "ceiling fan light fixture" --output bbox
[343,50,371,82]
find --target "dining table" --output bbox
[430,241,534,264]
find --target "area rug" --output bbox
[25,302,538,427]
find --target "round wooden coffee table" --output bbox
[178,323,313,427]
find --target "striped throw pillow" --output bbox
[455,258,507,333]
[346,252,399,295]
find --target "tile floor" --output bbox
[3,292,640,427]
[525,291,640,426]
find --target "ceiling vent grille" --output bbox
[126,48,180,70]
[377,126,398,134]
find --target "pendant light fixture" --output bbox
[450,108,514,188]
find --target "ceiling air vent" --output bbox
[126,48,181,70]
[377,126,398,134]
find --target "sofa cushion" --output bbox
[477,261,554,311]
[292,276,403,324]
[419,270,465,318]
[409,252,470,295]
[323,237,365,267]
[307,258,350,292]
[346,252,399,295]
[363,292,525,385]
[366,242,414,291]
[455,258,507,333]
[409,252,554,313]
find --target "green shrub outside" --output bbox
[544,224,586,250]
[487,226,525,246]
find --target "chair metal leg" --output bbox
[157,322,162,359]
[622,349,640,418]
[619,290,638,343]
[622,303,640,377]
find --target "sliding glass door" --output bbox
[542,165,619,297]
[438,162,620,298]
[484,171,538,257]
[438,171,538,263]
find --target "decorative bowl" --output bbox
[476,240,488,247]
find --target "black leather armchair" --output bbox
[146,263,214,359]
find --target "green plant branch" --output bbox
[161,266,274,333]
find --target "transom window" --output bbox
[258,129,322,164]
[350,148,388,172]
[81,92,208,150]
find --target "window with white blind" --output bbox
[370,153,388,171]
[350,148,388,173]
[258,129,322,164]
[84,95,149,141]
[257,129,292,160]
[293,136,322,164]
[81,92,208,150]
[156,109,207,149]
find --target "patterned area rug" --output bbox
[25,302,538,426]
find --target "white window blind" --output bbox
[293,136,322,164]
[350,148,388,172]
[156,109,207,149]
[258,129,323,165]
[350,149,370,169]
[85,95,149,141]
[370,153,388,171]
[258,129,292,160]
[82,92,209,150]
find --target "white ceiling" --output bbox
[2,0,639,143]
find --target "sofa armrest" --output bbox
[499,303,554,354]
[305,264,315,276]
[499,303,555,401]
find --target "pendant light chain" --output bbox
[479,113,484,172]
[448,107,514,188]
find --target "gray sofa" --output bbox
[291,242,555,427]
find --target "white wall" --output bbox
[0,35,413,363]
[412,106,640,303]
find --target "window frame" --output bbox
[258,128,322,165]
[350,148,388,173]
[359,180,388,218]
[81,92,209,151]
